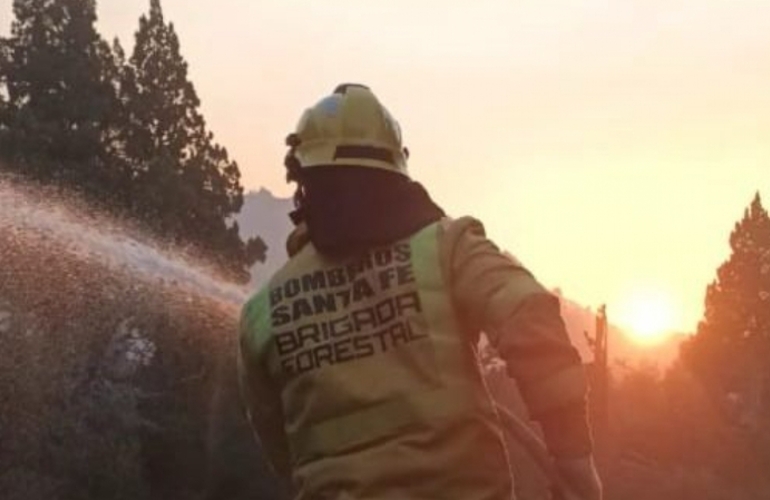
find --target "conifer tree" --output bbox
[0,0,264,281]
[682,193,770,414]
[0,0,127,202]
[123,0,263,281]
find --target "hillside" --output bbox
[236,189,295,286]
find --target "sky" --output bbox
[2,0,769,336]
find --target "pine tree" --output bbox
[0,0,264,281]
[123,0,263,281]
[0,0,128,203]
[682,192,770,416]
[122,0,201,224]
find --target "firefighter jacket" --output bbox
[239,217,590,500]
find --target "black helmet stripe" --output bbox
[333,145,395,164]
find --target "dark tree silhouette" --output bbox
[122,0,264,281]
[0,0,266,282]
[0,0,128,203]
[682,192,770,422]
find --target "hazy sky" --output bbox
[2,0,769,336]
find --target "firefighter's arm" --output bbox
[443,217,593,459]
[237,315,293,491]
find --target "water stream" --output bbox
[0,176,249,307]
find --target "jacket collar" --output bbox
[285,222,310,257]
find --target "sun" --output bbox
[616,290,677,345]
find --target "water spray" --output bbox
[0,175,561,499]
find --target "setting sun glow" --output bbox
[616,291,677,345]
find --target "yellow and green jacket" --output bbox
[239,217,589,500]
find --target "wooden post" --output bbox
[586,305,609,451]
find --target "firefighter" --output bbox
[238,83,602,500]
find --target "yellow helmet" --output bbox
[286,84,410,177]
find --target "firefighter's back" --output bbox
[245,224,515,500]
